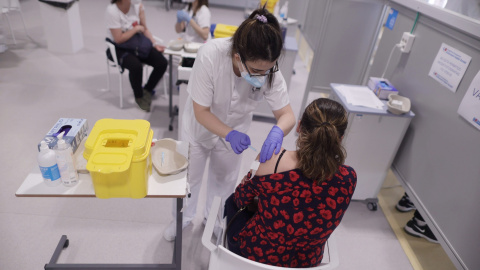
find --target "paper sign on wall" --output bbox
[458,71,480,131]
[429,43,471,93]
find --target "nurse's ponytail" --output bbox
[231,5,283,88]
[296,98,348,183]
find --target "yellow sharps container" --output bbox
[83,119,153,199]
[213,24,238,38]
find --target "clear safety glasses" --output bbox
[240,56,279,77]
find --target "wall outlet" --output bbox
[400,32,415,53]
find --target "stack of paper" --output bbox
[336,85,384,110]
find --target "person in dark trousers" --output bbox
[396,193,438,243]
[105,0,168,112]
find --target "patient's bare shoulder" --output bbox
[255,148,297,176]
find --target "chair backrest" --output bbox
[202,196,340,270]
[105,40,122,73]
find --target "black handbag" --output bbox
[224,196,258,246]
[114,33,152,60]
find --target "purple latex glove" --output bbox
[176,10,183,23]
[177,10,191,23]
[226,130,251,154]
[260,126,284,163]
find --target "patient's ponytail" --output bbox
[296,98,348,183]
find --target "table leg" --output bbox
[168,54,178,131]
[45,235,69,267]
[169,54,173,118]
[173,198,183,269]
[43,202,184,269]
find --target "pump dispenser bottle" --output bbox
[279,1,289,19]
[38,141,62,186]
[279,1,289,40]
[55,131,78,187]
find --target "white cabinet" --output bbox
[330,84,414,210]
[38,0,84,53]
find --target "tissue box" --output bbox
[367,77,398,100]
[38,118,88,153]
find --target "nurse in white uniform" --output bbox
[175,0,211,43]
[164,7,296,241]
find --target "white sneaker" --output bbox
[163,220,191,242]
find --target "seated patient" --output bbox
[224,98,357,268]
[105,0,168,112]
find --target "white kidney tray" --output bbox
[184,42,203,53]
[387,94,411,115]
[151,138,188,175]
[167,39,185,51]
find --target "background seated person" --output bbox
[175,0,211,43]
[105,0,168,112]
[224,98,357,268]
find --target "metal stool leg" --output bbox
[3,13,16,44]
[19,9,28,37]
[106,59,111,91]
[119,72,123,108]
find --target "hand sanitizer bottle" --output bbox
[55,131,78,187]
[279,1,289,40]
[279,1,288,20]
[38,141,62,186]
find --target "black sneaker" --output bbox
[143,88,156,99]
[142,89,152,100]
[404,219,439,243]
[396,193,416,212]
[135,95,151,112]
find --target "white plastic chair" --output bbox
[202,196,340,270]
[105,36,168,108]
[0,0,28,44]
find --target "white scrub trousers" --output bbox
[171,137,243,223]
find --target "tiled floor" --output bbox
[0,0,427,269]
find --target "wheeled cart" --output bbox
[330,84,414,211]
[16,141,190,270]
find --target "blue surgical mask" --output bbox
[237,60,268,88]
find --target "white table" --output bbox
[163,48,197,131]
[16,140,189,270]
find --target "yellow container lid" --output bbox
[213,24,238,38]
[260,0,278,13]
[84,119,152,173]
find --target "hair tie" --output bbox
[317,122,330,127]
[255,14,268,24]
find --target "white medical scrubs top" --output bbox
[182,38,290,149]
[182,5,211,43]
[105,3,140,40]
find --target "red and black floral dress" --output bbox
[232,162,356,268]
